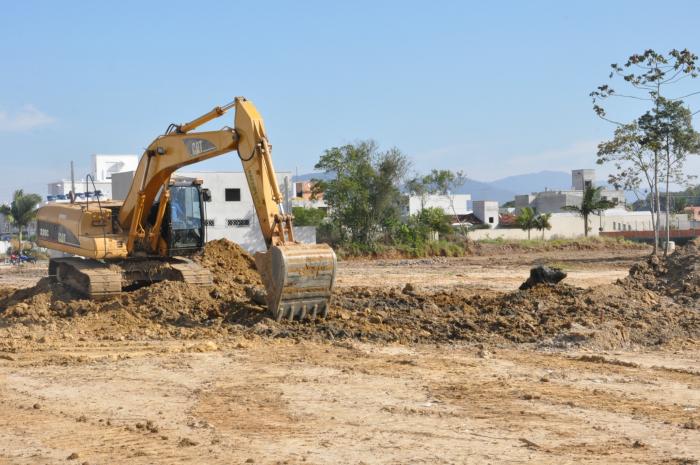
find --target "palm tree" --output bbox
[534,212,552,240]
[0,190,42,252]
[564,186,615,237]
[516,207,538,240]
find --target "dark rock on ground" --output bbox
[520,266,567,290]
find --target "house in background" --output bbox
[406,193,471,218]
[292,180,327,209]
[47,154,139,201]
[513,169,625,214]
[684,206,700,222]
[472,200,499,228]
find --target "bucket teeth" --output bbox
[272,302,328,322]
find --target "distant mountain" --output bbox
[489,170,571,196]
[452,171,572,204]
[292,169,577,205]
[451,179,517,204]
[291,171,335,182]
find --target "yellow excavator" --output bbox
[36,97,336,321]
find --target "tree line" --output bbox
[297,141,627,252]
[296,141,467,256]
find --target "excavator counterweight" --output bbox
[36,97,336,321]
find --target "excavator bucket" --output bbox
[254,243,337,321]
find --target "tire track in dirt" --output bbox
[0,349,246,465]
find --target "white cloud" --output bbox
[0,104,55,132]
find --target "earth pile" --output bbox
[0,239,698,348]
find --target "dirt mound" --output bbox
[0,240,268,342]
[194,238,262,288]
[624,239,700,305]
[311,281,696,347]
[256,242,696,346]
[0,239,697,349]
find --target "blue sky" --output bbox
[1,0,700,202]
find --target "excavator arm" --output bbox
[118,97,336,320]
[119,98,288,252]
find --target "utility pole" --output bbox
[70,161,76,204]
[284,175,291,214]
[70,161,75,194]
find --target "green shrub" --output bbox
[292,207,326,227]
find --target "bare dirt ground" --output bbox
[335,249,648,291]
[0,248,647,292]
[0,264,48,289]
[0,242,698,464]
[0,340,697,464]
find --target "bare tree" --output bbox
[591,49,700,255]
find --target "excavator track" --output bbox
[49,257,213,298]
[49,257,122,298]
[170,258,214,285]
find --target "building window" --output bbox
[225,188,241,202]
[488,217,494,224]
[227,219,250,227]
[204,219,215,227]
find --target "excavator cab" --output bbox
[166,183,205,255]
[148,180,206,256]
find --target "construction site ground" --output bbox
[0,242,698,464]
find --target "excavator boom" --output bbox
[37,97,336,321]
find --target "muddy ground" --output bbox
[0,240,698,464]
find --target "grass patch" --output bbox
[474,236,648,251]
[335,240,468,259]
[331,236,648,260]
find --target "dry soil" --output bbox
[0,239,698,464]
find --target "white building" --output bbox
[473,200,499,228]
[571,169,595,190]
[182,171,319,252]
[47,154,138,202]
[110,171,135,202]
[514,169,625,214]
[599,209,691,232]
[112,170,315,253]
[407,194,472,216]
[470,210,691,240]
[92,154,138,182]
[291,179,327,210]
